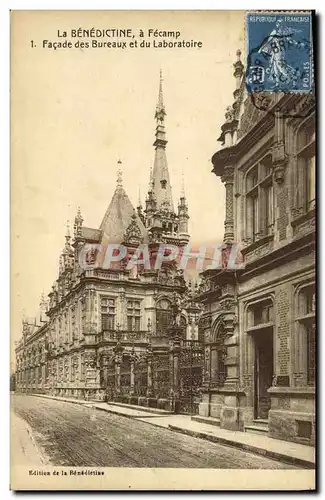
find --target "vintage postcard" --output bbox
[10,10,316,491]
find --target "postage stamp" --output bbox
[246,12,313,93]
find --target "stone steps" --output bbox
[244,419,269,436]
[191,415,221,427]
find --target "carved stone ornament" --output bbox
[272,141,288,184]
[124,212,144,244]
[225,106,235,123]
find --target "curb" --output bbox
[106,401,173,415]
[168,425,315,469]
[34,394,166,421]
[34,394,90,407]
[31,394,315,468]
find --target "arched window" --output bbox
[296,117,315,212]
[156,299,172,335]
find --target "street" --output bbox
[11,394,298,469]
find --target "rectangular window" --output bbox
[297,284,316,386]
[246,156,274,242]
[307,156,315,210]
[265,184,274,235]
[127,300,141,331]
[101,297,115,331]
[71,357,75,382]
[252,195,259,241]
[307,325,315,385]
[80,354,85,381]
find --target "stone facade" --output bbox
[196,51,316,446]
[15,74,202,409]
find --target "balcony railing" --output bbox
[98,330,150,343]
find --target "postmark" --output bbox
[246,12,313,94]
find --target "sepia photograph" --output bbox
[10,9,316,491]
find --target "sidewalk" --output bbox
[34,394,315,468]
[11,411,48,466]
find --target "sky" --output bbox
[11,10,245,362]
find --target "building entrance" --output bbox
[253,327,273,420]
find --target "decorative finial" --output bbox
[233,49,244,84]
[74,207,83,238]
[137,186,142,208]
[155,69,166,120]
[149,165,154,191]
[181,170,185,198]
[117,160,123,188]
[158,69,164,108]
[65,220,71,239]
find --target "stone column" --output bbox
[210,344,218,387]
[102,354,108,388]
[115,354,121,396]
[221,166,235,244]
[130,355,135,395]
[169,334,181,413]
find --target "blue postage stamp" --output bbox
[246,12,313,93]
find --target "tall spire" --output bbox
[149,71,174,212]
[117,159,123,189]
[155,69,165,121]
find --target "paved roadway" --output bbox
[12,394,297,469]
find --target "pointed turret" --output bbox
[100,160,148,244]
[74,206,83,239]
[178,172,189,236]
[59,221,74,275]
[39,292,48,323]
[137,186,145,224]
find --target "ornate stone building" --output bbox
[15,74,203,410]
[196,51,316,445]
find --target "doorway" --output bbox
[253,327,274,420]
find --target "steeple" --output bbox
[143,73,190,246]
[150,71,174,211]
